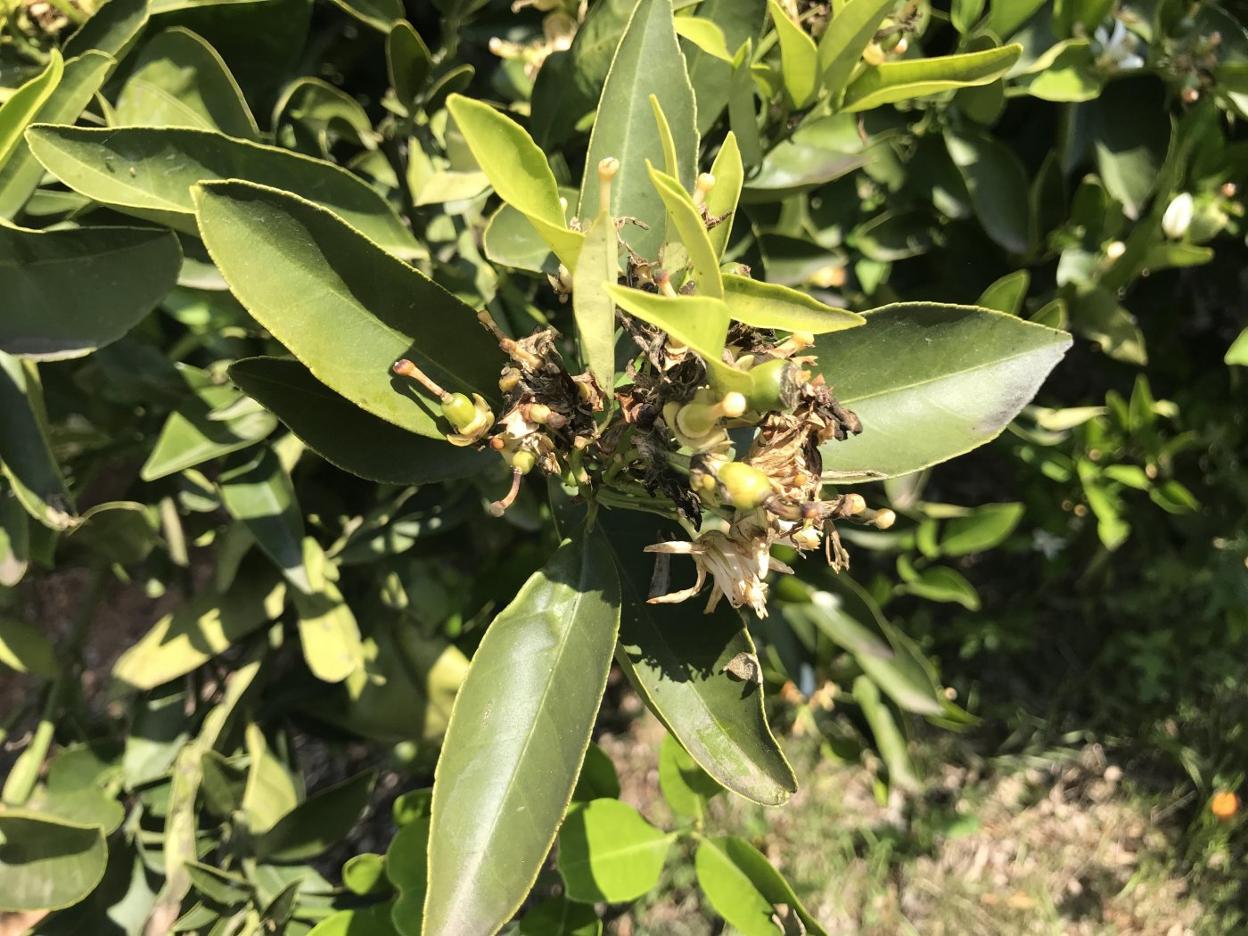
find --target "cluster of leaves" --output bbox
[0,0,1244,931]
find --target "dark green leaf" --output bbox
[814,304,1071,481]
[229,357,489,485]
[255,771,376,862]
[192,180,503,439]
[0,224,180,360]
[423,532,620,936]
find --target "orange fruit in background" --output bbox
[1210,790,1240,821]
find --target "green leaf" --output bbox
[0,51,63,172]
[649,93,680,179]
[674,16,733,61]
[682,0,766,133]
[386,817,428,936]
[1017,38,1101,101]
[557,799,674,904]
[985,0,1044,38]
[274,77,375,158]
[0,353,74,530]
[292,538,364,683]
[813,304,1071,481]
[115,28,259,138]
[309,904,400,936]
[518,896,602,936]
[946,127,1033,255]
[0,52,112,220]
[387,21,431,111]
[0,224,180,360]
[445,93,582,268]
[423,532,620,936]
[1226,328,1248,366]
[705,132,743,259]
[648,162,723,298]
[792,595,942,715]
[63,0,148,58]
[0,616,55,677]
[326,0,401,31]
[343,853,388,896]
[602,515,796,805]
[852,675,919,789]
[695,835,826,936]
[767,0,819,107]
[729,40,763,168]
[817,0,894,106]
[112,570,285,689]
[742,113,867,201]
[896,557,981,609]
[141,364,278,481]
[722,273,864,333]
[185,862,250,907]
[0,811,107,912]
[25,125,420,258]
[579,0,698,259]
[1089,75,1170,220]
[255,771,375,861]
[606,285,730,360]
[0,492,28,588]
[241,724,300,836]
[572,210,619,394]
[940,502,1024,556]
[218,448,308,593]
[192,180,503,440]
[229,357,488,485]
[842,44,1022,112]
[571,744,620,803]
[951,0,985,33]
[658,734,721,819]
[976,270,1030,315]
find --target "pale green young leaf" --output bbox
[192,180,504,440]
[445,93,582,267]
[674,15,733,61]
[0,52,111,219]
[658,734,721,819]
[572,211,619,394]
[722,273,864,333]
[648,162,723,298]
[767,0,819,108]
[0,51,63,171]
[648,93,680,178]
[940,503,1025,556]
[606,285,730,359]
[816,0,894,105]
[705,132,742,258]
[579,0,698,259]
[728,39,763,167]
[841,44,1022,112]
[852,676,920,790]
[1226,327,1248,366]
[218,449,309,594]
[423,533,620,936]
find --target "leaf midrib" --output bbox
[837,339,1063,406]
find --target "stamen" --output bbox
[488,469,524,517]
[393,359,448,400]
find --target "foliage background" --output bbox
[0,0,1246,932]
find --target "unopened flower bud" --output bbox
[693,172,715,207]
[871,508,896,530]
[717,461,773,509]
[1211,790,1240,821]
[1105,240,1126,260]
[597,157,619,215]
[1162,192,1194,239]
[863,42,886,66]
[843,493,867,516]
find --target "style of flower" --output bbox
[645,522,794,618]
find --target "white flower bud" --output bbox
[1162,192,1194,240]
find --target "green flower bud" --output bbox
[441,392,478,431]
[511,449,537,475]
[718,461,772,509]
